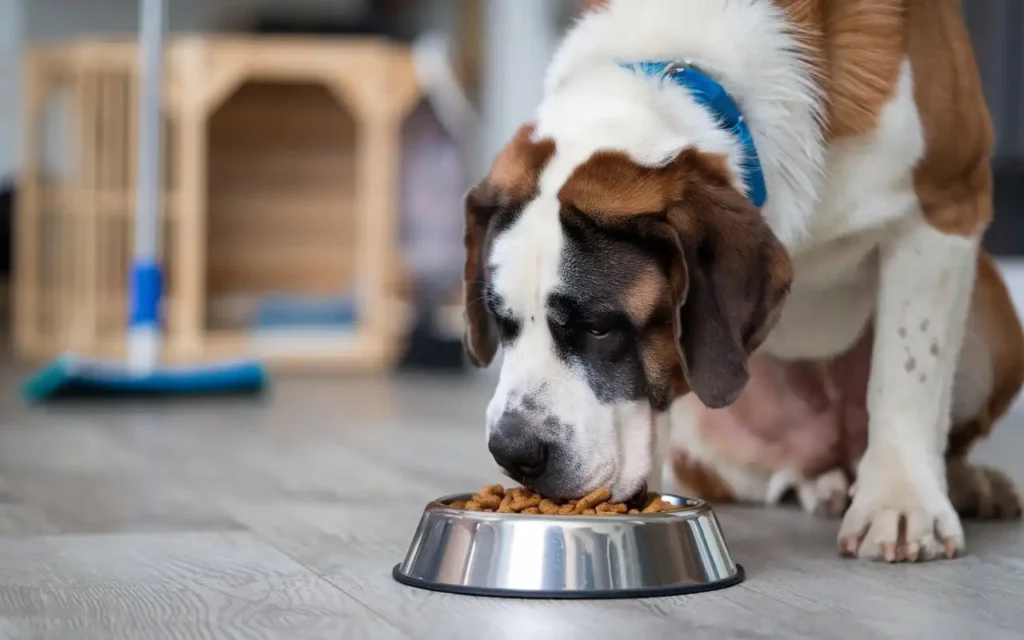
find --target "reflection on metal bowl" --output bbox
[393,492,744,599]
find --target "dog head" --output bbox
[464,124,792,501]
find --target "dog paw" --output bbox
[766,468,849,518]
[948,460,1022,520]
[801,469,850,518]
[838,454,964,562]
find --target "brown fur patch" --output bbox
[672,449,735,503]
[771,0,829,130]
[774,0,905,140]
[640,327,683,406]
[487,124,557,200]
[462,124,556,367]
[558,148,793,408]
[622,266,665,324]
[906,0,995,237]
[824,0,906,139]
[946,252,1024,459]
[557,148,732,218]
[974,254,1024,425]
[946,457,1021,519]
[779,1,992,234]
[946,419,986,462]
[462,186,500,366]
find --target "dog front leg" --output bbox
[838,216,978,561]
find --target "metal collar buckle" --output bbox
[660,60,708,79]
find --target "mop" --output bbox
[22,0,267,401]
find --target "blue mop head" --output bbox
[21,354,268,403]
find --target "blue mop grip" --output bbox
[129,259,163,328]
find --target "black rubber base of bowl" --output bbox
[391,563,745,600]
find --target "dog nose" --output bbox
[488,415,548,480]
[490,437,548,480]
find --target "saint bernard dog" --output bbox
[462,0,1024,562]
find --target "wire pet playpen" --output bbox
[16,35,423,372]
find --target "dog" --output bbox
[462,0,1024,562]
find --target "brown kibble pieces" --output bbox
[497,493,515,513]
[539,499,560,515]
[575,488,613,513]
[641,495,676,514]
[596,502,628,514]
[449,485,682,516]
[513,494,542,511]
[475,493,502,510]
[480,484,505,498]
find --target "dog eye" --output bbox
[587,328,609,338]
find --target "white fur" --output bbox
[951,315,995,426]
[761,61,924,360]
[543,0,827,249]
[487,167,657,501]
[485,186,564,438]
[765,467,849,516]
[836,221,977,560]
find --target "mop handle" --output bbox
[128,0,165,372]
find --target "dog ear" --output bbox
[462,124,556,367]
[555,147,790,407]
[462,181,501,367]
[665,169,792,409]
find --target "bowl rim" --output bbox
[425,491,710,520]
[392,562,746,600]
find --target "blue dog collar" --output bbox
[619,60,767,208]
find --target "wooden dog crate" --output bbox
[15,36,423,371]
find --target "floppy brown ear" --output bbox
[666,168,793,408]
[463,182,501,367]
[461,124,556,367]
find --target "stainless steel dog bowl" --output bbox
[393,492,744,599]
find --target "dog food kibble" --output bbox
[447,485,682,515]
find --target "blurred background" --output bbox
[1,0,592,377]
[0,0,1022,377]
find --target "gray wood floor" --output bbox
[1,366,1023,640]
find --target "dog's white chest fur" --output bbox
[760,61,926,361]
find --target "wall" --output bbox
[478,0,558,167]
[0,0,23,181]
[962,0,1024,160]
[24,0,369,42]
